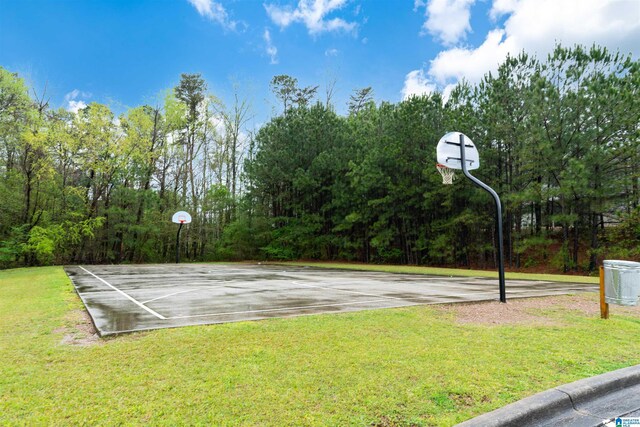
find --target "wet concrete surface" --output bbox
[63,263,598,336]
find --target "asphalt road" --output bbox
[457,364,640,427]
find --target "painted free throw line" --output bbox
[78,266,166,320]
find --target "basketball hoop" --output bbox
[436,163,456,185]
[172,211,192,224]
[171,211,192,264]
[436,131,506,302]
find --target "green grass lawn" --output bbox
[275,261,600,284]
[1,266,638,426]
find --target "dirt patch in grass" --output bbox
[436,293,640,326]
[55,309,101,346]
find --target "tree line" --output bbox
[1,44,638,272]
[0,72,249,266]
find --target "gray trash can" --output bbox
[603,260,640,306]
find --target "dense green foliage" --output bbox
[0,72,248,266]
[1,266,639,425]
[1,44,638,270]
[246,45,639,271]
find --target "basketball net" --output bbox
[436,163,456,185]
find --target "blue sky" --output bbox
[1,0,638,125]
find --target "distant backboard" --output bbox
[172,211,192,224]
[436,131,480,170]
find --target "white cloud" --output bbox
[208,112,226,134]
[67,100,88,114]
[404,0,640,99]
[65,89,91,102]
[429,29,516,85]
[325,48,339,56]
[263,29,279,64]
[401,69,437,100]
[488,0,518,20]
[499,0,640,57]
[65,89,91,113]
[65,89,80,101]
[265,0,357,35]
[187,0,239,31]
[415,0,476,45]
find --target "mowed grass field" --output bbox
[1,266,639,426]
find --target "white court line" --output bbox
[406,288,592,299]
[168,299,391,319]
[291,281,517,300]
[291,280,405,300]
[140,282,245,304]
[141,288,202,304]
[289,276,489,289]
[78,266,166,320]
[405,291,501,299]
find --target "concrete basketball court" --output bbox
[64,263,598,336]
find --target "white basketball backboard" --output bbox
[172,211,192,224]
[436,132,480,170]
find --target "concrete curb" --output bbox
[456,364,640,427]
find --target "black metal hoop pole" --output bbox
[458,134,507,303]
[176,222,183,264]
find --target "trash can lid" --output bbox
[603,260,640,269]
